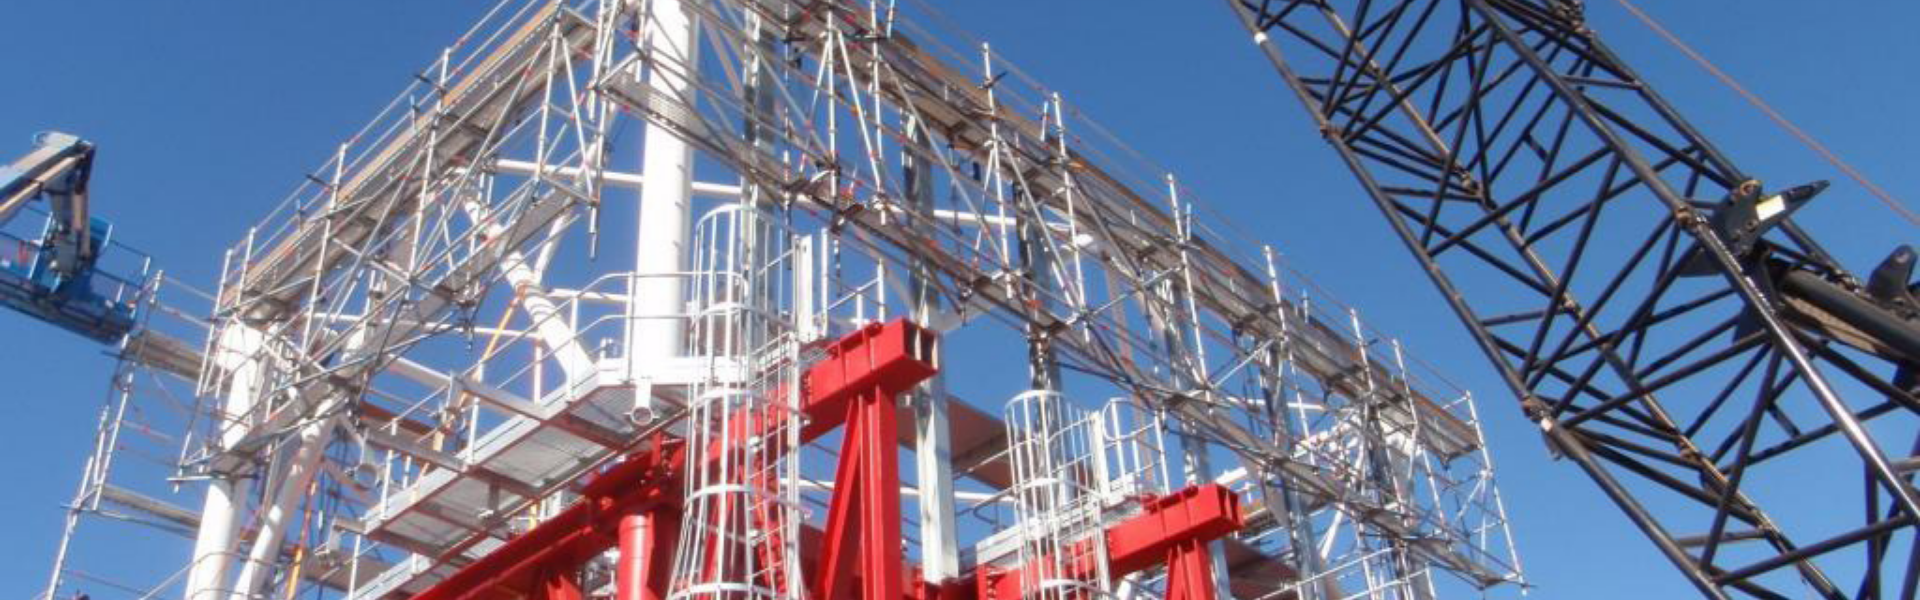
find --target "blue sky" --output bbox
[0,2,1916,599]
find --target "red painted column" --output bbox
[854,387,904,600]
[617,507,681,600]
[813,387,905,600]
[1161,540,1220,600]
[806,320,936,600]
[534,565,583,600]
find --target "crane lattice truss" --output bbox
[1227,0,1920,598]
[41,2,1523,600]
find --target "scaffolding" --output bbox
[32,1,1525,600]
[1003,391,1118,600]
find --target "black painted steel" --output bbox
[1223,0,1920,596]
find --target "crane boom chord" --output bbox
[1226,0,1920,597]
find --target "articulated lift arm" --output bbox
[0,131,142,342]
[1,131,96,278]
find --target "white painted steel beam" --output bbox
[489,159,743,198]
[906,125,962,582]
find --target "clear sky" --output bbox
[0,2,1915,599]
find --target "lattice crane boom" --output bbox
[1224,0,1920,597]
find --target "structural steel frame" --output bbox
[38,2,1525,600]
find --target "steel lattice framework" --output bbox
[38,2,1525,600]
[1226,0,1920,597]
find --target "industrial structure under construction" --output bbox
[13,1,1919,600]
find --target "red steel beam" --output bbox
[409,439,684,600]
[799,319,938,438]
[533,565,585,600]
[1106,484,1245,574]
[1162,540,1220,600]
[963,484,1246,600]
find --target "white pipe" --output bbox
[460,201,597,386]
[309,312,524,338]
[501,249,597,385]
[548,288,629,304]
[489,159,742,198]
[184,325,269,600]
[790,479,1009,504]
[386,356,452,388]
[628,0,700,421]
[226,418,331,600]
[904,126,961,581]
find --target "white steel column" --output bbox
[185,324,270,600]
[187,482,245,600]
[905,121,960,581]
[626,0,699,420]
[227,417,331,600]
[913,384,960,581]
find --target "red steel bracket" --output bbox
[1106,484,1244,575]
[800,319,938,439]
[971,484,1245,600]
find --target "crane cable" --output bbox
[1613,0,1920,229]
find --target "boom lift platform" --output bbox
[0,131,148,342]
